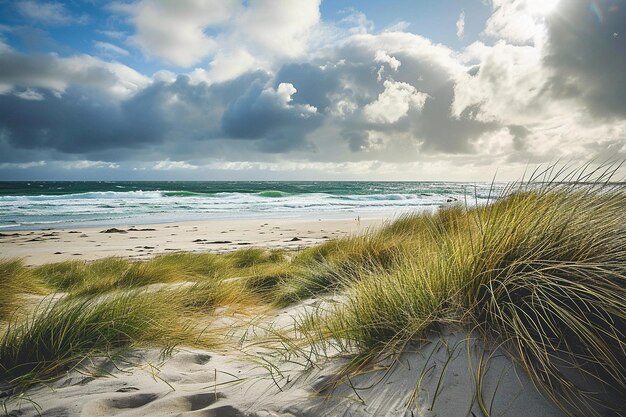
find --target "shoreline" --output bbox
[0,208,418,232]
[0,215,385,266]
[2,183,623,417]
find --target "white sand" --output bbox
[4,299,566,417]
[7,294,563,417]
[0,216,382,266]
[1,216,570,416]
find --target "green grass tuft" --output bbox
[1,163,624,416]
[0,259,47,321]
[0,290,191,390]
[299,166,626,417]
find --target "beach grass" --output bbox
[0,289,192,391]
[294,167,626,416]
[0,254,273,392]
[0,259,46,322]
[1,164,624,415]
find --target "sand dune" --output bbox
[5,299,565,417]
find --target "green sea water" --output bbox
[0,181,501,230]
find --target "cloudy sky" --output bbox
[0,0,624,181]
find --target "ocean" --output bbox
[0,181,504,230]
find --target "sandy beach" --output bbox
[2,184,624,417]
[2,0,624,413]
[0,216,383,266]
[2,214,561,417]
[5,311,565,417]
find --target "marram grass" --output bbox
[0,290,189,391]
[0,251,271,392]
[0,164,624,416]
[0,259,46,322]
[299,167,626,417]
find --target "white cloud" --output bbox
[235,0,321,58]
[111,0,240,67]
[203,0,321,82]
[339,10,374,35]
[0,161,46,169]
[152,160,198,170]
[152,70,177,83]
[484,0,557,45]
[0,51,151,98]
[205,159,382,174]
[97,30,126,40]
[456,11,465,39]
[60,160,119,169]
[63,55,151,98]
[330,98,358,118]
[14,88,44,100]
[112,0,321,78]
[384,21,410,33]
[264,82,317,114]
[206,49,257,84]
[374,50,401,71]
[364,80,428,124]
[17,1,89,26]
[94,41,129,56]
[374,50,401,81]
[453,40,549,124]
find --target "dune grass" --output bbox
[0,250,278,392]
[0,260,46,322]
[294,166,626,417]
[0,289,193,391]
[1,164,624,416]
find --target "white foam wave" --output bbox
[0,188,496,230]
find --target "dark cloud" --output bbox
[545,0,626,117]
[412,81,499,154]
[0,85,166,154]
[508,125,530,151]
[274,63,340,112]
[0,52,281,161]
[221,79,321,150]
[0,51,129,92]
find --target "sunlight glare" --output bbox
[527,0,561,16]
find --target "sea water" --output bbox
[0,181,504,230]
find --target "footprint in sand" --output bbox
[115,386,140,393]
[87,392,160,412]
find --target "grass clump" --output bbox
[275,234,407,305]
[0,290,191,391]
[33,258,131,293]
[301,165,626,417]
[226,248,286,269]
[32,260,87,291]
[2,164,624,416]
[27,250,290,297]
[0,260,46,321]
[0,250,275,392]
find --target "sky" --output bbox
[0,0,624,181]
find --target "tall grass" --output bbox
[0,249,279,392]
[1,164,624,416]
[0,290,191,391]
[297,165,626,417]
[0,259,46,322]
[273,233,407,305]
